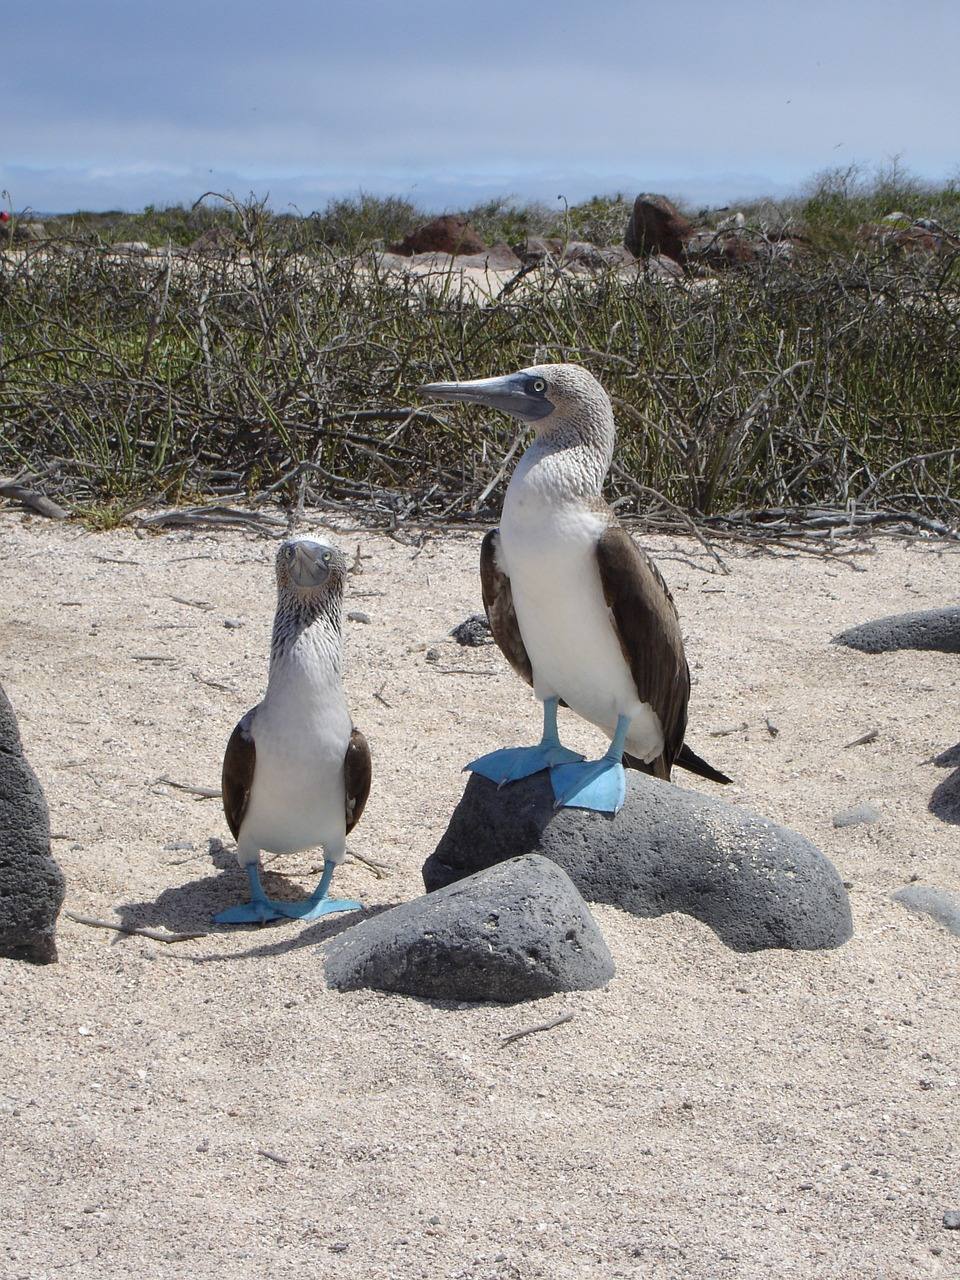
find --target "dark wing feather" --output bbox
[221,707,257,840]
[480,528,534,688]
[343,727,372,834]
[595,525,690,778]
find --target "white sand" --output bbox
[1,512,958,1280]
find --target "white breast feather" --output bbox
[500,471,664,763]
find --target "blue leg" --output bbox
[214,863,290,925]
[466,696,584,786]
[550,715,629,814]
[273,859,362,921]
[214,861,362,926]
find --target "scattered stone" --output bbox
[5,220,46,243]
[515,235,565,264]
[450,614,491,646]
[943,1211,960,1230]
[389,216,486,257]
[833,607,960,654]
[892,886,960,938]
[424,771,851,953]
[222,618,244,629]
[624,194,693,264]
[325,853,614,1002]
[0,685,66,963]
[346,610,371,624]
[833,802,881,828]
[645,253,685,280]
[163,840,196,852]
[454,243,521,271]
[189,225,236,254]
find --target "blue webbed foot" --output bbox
[214,861,361,926]
[466,743,585,787]
[550,758,626,814]
[274,896,362,921]
[214,898,289,925]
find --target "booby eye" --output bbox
[322,552,331,564]
[530,378,546,394]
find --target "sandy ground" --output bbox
[0,511,958,1280]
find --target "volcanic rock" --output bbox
[424,771,852,953]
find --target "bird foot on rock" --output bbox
[550,759,626,814]
[465,743,585,787]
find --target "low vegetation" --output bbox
[1,168,958,534]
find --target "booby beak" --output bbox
[419,373,554,422]
[288,540,333,589]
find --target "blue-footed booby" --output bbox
[420,363,730,814]
[215,538,371,924]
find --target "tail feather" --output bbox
[623,742,733,785]
[674,742,732,784]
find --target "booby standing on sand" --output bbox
[214,538,371,924]
[420,363,730,814]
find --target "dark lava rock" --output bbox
[450,614,491,646]
[833,607,960,654]
[0,686,65,962]
[833,802,881,828]
[424,772,852,953]
[892,885,960,938]
[325,853,614,1003]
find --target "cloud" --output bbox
[4,0,958,212]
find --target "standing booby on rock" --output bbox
[215,538,371,924]
[420,363,730,814]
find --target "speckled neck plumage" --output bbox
[524,401,615,500]
[269,590,343,672]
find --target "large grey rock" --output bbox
[325,854,614,1003]
[892,885,960,937]
[424,772,852,953]
[833,607,960,654]
[0,687,65,962]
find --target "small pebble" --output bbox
[425,648,440,663]
[164,840,195,852]
[347,611,371,624]
[329,1242,349,1253]
[833,802,881,828]
[944,1210,960,1230]
[222,618,244,629]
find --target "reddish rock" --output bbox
[390,216,486,257]
[624,194,693,263]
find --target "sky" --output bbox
[3,0,959,215]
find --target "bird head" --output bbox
[275,538,346,596]
[419,363,611,438]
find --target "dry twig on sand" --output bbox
[500,1012,574,1047]
[157,776,222,799]
[64,910,206,944]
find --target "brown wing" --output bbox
[343,726,372,834]
[221,707,257,840]
[480,528,533,687]
[594,525,690,778]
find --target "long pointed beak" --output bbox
[290,541,331,589]
[418,373,553,421]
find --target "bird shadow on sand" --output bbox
[929,741,960,825]
[117,838,399,960]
